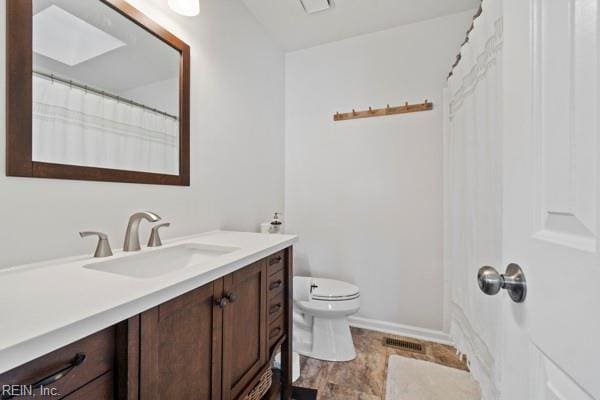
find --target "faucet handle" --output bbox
[148,223,170,247]
[80,231,113,258]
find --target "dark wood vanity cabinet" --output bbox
[139,257,281,400]
[140,249,295,400]
[0,248,293,400]
[139,282,222,400]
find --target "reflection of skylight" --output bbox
[33,5,126,66]
[299,0,333,14]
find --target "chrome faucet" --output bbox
[123,211,161,252]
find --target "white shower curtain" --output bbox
[32,75,179,175]
[443,0,504,399]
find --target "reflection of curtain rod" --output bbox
[33,70,179,121]
[447,1,483,80]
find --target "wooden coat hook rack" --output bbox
[333,100,433,121]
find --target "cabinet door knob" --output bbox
[226,292,238,303]
[215,297,229,309]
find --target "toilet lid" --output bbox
[310,278,360,301]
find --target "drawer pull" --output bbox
[269,280,283,290]
[1,353,86,400]
[269,256,283,266]
[269,303,282,315]
[269,327,282,339]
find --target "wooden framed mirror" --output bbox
[6,0,190,186]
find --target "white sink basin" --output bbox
[83,243,240,278]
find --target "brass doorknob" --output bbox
[477,263,527,303]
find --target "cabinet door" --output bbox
[139,281,222,400]
[221,260,268,400]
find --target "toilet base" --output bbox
[294,316,357,362]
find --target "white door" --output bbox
[501,0,600,398]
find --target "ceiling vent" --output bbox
[298,0,333,14]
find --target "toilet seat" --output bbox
[312,293,360,301]
[297,277,361,315]
[296,296,360,316]
[310,277,360,301]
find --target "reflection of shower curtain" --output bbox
[443,1,503,399]
[32,75,179,175]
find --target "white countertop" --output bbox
[0,231,297,374]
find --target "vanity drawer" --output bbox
[62,371,114,400]
[268,315,285,347]
[0,327,116,400]
[266,251,285,276]
[268,292,285,322]
[267,269,285,298]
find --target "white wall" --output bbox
[285,11,473,331]
[0,0,284,269]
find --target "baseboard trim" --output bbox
[348,316,453,345]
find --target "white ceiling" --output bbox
[241,0,480,51]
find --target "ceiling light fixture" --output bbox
[168,0,200,16]
[299,0,333,14]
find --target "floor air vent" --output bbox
[383,336,425,353]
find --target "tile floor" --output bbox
[294,327,468,400]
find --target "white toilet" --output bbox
[293,276,360,362]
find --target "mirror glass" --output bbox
[32,0,181,175]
